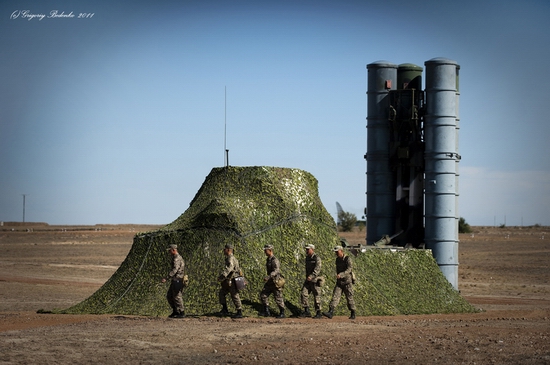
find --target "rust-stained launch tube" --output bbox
[365,61,397,245]
[424,58,460,290]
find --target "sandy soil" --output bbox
[0,223,549,364]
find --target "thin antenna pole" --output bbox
[224,86,228,167]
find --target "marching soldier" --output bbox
[300,244,323,318]
[259,244,285,318]
[323,245,356,320]
[161,244,186,318]
[218,244,243,318]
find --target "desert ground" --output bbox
[0,223,548,364]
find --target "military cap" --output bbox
[333,245,343,252]
[305,244,315,250]
[166,244,177,251]
[263,244,274,251]
[224,244,234,250]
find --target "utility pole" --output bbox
[22,194,26,223]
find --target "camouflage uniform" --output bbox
[166,252,185,316]
[260,254,285,308]
[328,254,356,312]
[300,253,322,312]
[218,253,242,311]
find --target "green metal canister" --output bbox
[397,63,423,90]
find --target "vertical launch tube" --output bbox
[366,61,397,245]
[424,58,460,290]
[395,63,424,246]
[455,66,461,244]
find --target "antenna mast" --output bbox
[224,86,229,167]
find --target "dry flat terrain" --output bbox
[0,223,549,364]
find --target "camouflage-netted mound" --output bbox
[63,166,475,316]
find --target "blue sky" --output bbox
[1,0,549,227]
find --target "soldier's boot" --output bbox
[232,309,243,319]
[168,307,178,318]
[219,304,229,316]
[260,306,271,317]
[276,307,285,319]
[299,307,310,318]
[349,310,356,320]
[175,311,186,318]
[313,310,323,319]
[322,307,334,319]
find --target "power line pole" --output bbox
[22,194,26,223]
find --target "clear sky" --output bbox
[1,0,549,227]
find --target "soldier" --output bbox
[259,244,285,318]
[161,244,186,318]
[300,244,323,318]
[218,244,243,318]
[323,245,356,320]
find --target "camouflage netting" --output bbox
[62,166,476,316]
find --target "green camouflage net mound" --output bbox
[62,166,476,316]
